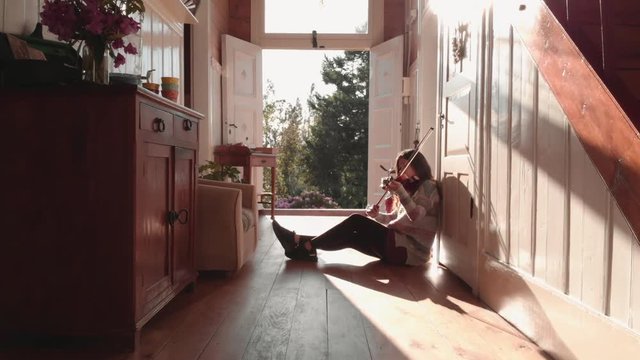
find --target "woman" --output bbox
[272,149,441,266]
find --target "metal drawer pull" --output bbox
[183,118,193,131]
[153,117,166,132]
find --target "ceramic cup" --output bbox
[161,89,179,102]
[161,77,179,85]
[161,83,179,91]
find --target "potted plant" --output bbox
[198,160,241,183]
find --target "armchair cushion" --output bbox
[241,208,254,232]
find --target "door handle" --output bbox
[177,208,189,224]
[228,123,238,128]
[167,209,189,226]
[167,210,178,226]
[439,113,448,128]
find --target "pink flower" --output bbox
[114,53,126,68]
[112,38,125,49]
[118,17,141,36]
[40,0,144,68]
[124,43,138,55]
[40,0,78,41]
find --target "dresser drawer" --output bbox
[174,115,198,144]
[249,154,277,167]
[140,102,174,138]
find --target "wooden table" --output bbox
[214,146,277,219]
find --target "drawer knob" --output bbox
[153,118,166,132]
[183,118,193,131]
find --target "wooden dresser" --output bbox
[0,84,202,349]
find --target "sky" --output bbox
[262,49,342,107]
[261,0,368,108]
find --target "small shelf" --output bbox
[144,0,198,24]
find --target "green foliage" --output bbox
[198,161,241,183]
[262,81,308,196]
[262,51,370,209]
[303,51,370,208]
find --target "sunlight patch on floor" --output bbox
[324,273,454,359]
[273,215,346,236]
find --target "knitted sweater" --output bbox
[373,179,440,265]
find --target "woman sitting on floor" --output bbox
[272,149,441,266]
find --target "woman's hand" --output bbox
[383,179,404,193]
[365,204,380,218]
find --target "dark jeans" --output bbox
[309,214,407,265]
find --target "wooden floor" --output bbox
[1,215,552,360]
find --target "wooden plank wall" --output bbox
[486,12,640,334]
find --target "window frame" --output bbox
[250,0,384,50]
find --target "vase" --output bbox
[81,44,109,85]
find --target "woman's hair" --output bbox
[395,149,433,181]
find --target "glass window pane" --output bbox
[265,0,368,34]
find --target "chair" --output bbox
[195,179,258,272]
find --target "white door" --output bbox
[438,18,482,289]
[367,35,404,205]
[222,34,263,148]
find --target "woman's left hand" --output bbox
[384,179,404,193]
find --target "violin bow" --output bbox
[374,127,435,206]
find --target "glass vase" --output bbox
[82,44,109,85]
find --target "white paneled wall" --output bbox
[534,79,568,290]
[0,0,40,35]
[0,0,183,104]
[487,23,640,335]
[568,127,610,311]
[134,6,183,96]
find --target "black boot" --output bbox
[285,239,318,262]
[272,220,297,252]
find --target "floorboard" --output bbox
[1,215,551,360]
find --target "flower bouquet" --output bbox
[40,0,145,83]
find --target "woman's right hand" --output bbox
[365,204,379,218]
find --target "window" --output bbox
[265,0,368,34]
[251,0,383,49]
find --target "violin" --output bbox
[383,174,423,195]
[395,174,422,195]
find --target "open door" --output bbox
[367,35,404,205]
[437,17,482,290]
[222,34,263,148]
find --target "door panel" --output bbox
[367,35,404,205]
[222,34,263,148]
[173,147,196,285]
[140,142,173,315]
[438,17,481,289]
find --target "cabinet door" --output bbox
[173,147,196,285]
[139,142,173,317]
